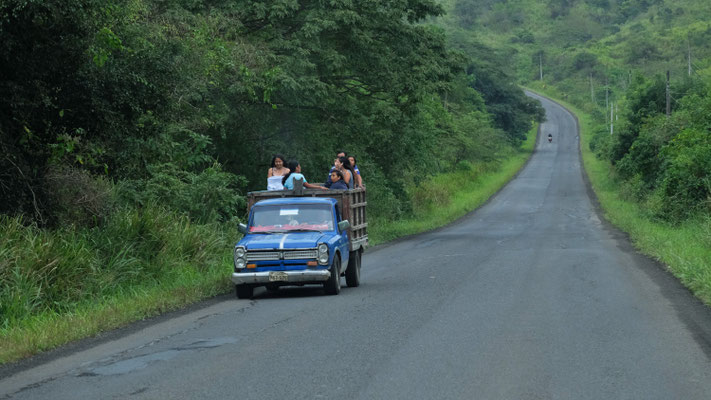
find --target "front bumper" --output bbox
[232,269,331,285]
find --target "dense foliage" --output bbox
[440,0,711,222]
[1,0,543,328]
[590,78,711,220]
[1,0,541,225]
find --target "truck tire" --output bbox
[236,284,253,299]
[323,256,341,295]
[345,249,361,287]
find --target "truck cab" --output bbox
[232,190,366,298]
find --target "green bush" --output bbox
[656,128,711,220]
[616,114,681,184]
[363,170,405,222]
[588,123,611,159]
[120,163,246,224]
[616,132,660,185]
[617,173,648,203]
[608,75,666,164]
[456,160,474,172]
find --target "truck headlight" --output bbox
[235,258,246,269]
[318,243,329,265]
[234,246,246,270]
[235,247,246,259]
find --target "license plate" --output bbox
[269,271,288,282]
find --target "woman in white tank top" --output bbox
[267,154,290,190]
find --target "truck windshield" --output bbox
[250,204,334,233]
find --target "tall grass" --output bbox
[0,206,236,364]
[526,87,711,306]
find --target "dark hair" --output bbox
[336,150,348,157]
[339,156,356,184]
[282,160,300,185]
[348,155,357,165]
[330,169,344,181]
[270,154,286,168]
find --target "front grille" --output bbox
[284,249,318,259]
[246,249,318,261]
[246,251,279,261]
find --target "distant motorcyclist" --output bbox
[547,133,553,143]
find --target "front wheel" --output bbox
[236,284,253,299]
[323,256,341,295]
[345,249,361,287]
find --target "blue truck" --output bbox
[232,183,367,298]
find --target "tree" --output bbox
[610,74,666,163]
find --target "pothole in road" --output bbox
[81,337,238,376]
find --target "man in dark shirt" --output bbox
[328,170,348,190]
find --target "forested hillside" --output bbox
[439,0,711,222]
[0,0,543,353]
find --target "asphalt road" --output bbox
[3,93,711,399]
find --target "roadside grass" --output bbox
[0,209,236,364]
[525,85,711,306]
[369,125,537,245]
[0,268,232,364]
[0,128,537,365]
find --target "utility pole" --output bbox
[666,70,671,117]
[605,80,609,113]
[590,73,595,103]
[610,101,614,135]
[539,54,543,81]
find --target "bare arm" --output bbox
[304,182,328,190]
[344,170,352,184]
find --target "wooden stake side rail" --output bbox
[246,185,368,251]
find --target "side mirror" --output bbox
[238,223,248,235]
[338,220,351,232]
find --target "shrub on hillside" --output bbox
[655,128,711,220]
[363,169,405,221]
[120,163,246,224]
[609,75,666,163]
[588,123,612,160]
